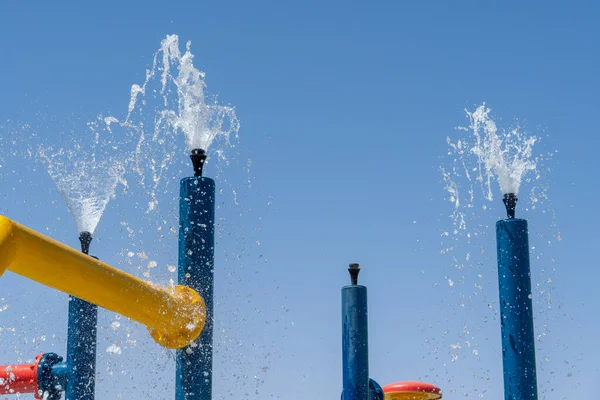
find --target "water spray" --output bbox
[502,193,518,219]
[190,148,207,177]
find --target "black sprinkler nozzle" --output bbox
[348,263,360,285]
[503,193,518,219]
[190,148,207,177]
[79,231,92,255]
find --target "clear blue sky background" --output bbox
[1,1,599,399]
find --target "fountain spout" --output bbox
[79,231,92,255]
[348,263,360,285]
[190,148,207,177]
[502,193,518,219]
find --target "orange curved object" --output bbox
[0,361,37,396]
[383,381,442,400]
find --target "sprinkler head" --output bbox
[79,231,92,255]
[503,193,518,219]
[190,148,207,177]
[348,263,360,285]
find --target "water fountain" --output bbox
[126,34,239,213]
[0,33,451,400]
[0,35,236,400]
[38,134,128,400]
[124,34,238,400]
[443,104,543,399]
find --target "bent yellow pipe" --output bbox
[0,216,205,349]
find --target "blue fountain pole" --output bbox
[177,149,215,400]
[342,263,370,400]
[65,231,98,400]
[496,194,538,400]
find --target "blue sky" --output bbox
[1,1,599,399]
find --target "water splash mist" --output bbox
[431,104,561,398]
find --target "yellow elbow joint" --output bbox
[148,285,207,349]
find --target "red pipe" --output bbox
[0,356,39,396]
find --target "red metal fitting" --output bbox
[0,354,41,397]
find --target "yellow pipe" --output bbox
[0,216,205,349]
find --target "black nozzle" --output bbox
[190,148,207,177]
[79,231,92,255]
[502,193,518,219]
[348,263,360,285]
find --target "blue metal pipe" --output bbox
[176,177,215,400]
[496,218,538,400]
[342,284,370,400]
[66,233,97,400]
[50,362,70,389]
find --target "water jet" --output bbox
[444,105,542,399]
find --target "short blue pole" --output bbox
[342,264,370,400]
[66,232,97,400]
[176,176,215,400]
[496,219,538,400]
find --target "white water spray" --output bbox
[39,144,127,234]
[123,34,240,211]
[462,104,537,199]
[442,103,544,233]
[128,34,240,153]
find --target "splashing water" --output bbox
[1,36,275,399]
[39,145,127,234]
[435,104,559,397]
[128,34,240,152]
[442,103,545,233]
[122,34,240,212]
[461,104,537,199]
[175,42,240,151]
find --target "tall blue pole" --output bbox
[66,232,97,400]
[496,218,538,400]
[342,264,370,400]
[176,175,215,400]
